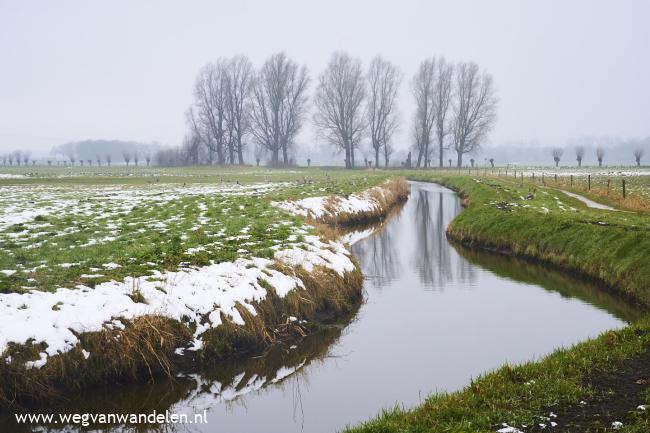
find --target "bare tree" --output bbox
[596,146,605,167]
[105,153,112,166]
[451,62,497,167]
[634,148,645,166]
[225,56,253,165]
[66,151,75,166]
[186,107,211,164]
[575,145,585,167]
[96,155,102,166]
[14,150,22,166]
[411,59,436,168]
[433,58,454,167]
[366,56,401,168]
[1,154,6,166]
[253,141,266,167]
[122,151,131,166]
[314,52,366,169]
[192,60,229,164]
[552,148,564,167]
[181,132,202,165]
[22,151,30,166]
[145,154,151,166]
[8,153,14,166]
[250,52,310,166]
[133,152,139,166]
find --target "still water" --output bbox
[6,182,638,433]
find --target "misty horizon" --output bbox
[1,0,649,164]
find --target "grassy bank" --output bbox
[0,168,406,408]
[410,173,650,309]
[0,261,363,408]
[343,171,650,433]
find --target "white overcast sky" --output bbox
[1,0,649,154]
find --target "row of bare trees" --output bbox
[182,52,497,168]
[0,151,156,167]
[313,54,497,168]
[552,146,646,167]
[186,53,309,167]
[411,58,497,168]
[1,150,32,166]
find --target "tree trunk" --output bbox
[237,137,244,165]
[344,145,351,169]
[375,146,380,169]
[282,143,289,166]
[217,144,224,165]
[424,142,429,168]
[416,148,423,168]
[456,151,463,168]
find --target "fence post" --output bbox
[570,175,573,187]
[607,179,611,194]
[555,174,558,183]
[588,174,591,190]
[623,179,626,199]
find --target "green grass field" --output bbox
[0,167,389,294]
[2,165,650,431]
[345,169,650,433]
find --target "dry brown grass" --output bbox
[0,315,192,408]
[200,262,363,363]
[586,187,650,212]
[317,176,410,226]
[1,262,364,407]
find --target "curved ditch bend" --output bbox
[3,181,639,433]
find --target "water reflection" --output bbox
[1,329,344,433]
[3,181,638,433]
[356,185,476,290]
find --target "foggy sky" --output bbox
[1,0,649,156]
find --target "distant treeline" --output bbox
[480,137,650,167]
[0,140,164,167]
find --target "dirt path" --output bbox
[560,190,618,211]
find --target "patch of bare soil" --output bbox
[530,346,650,432]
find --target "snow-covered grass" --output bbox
[0,167,402,405]
[274,177,410,225]
[0,235,355,365]
[0,169,389,294]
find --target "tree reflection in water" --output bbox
[353,183,476,291]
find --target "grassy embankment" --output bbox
[344,171,650,433]
[0,167,406,407]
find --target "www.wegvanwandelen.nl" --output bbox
[14,410,208,427]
